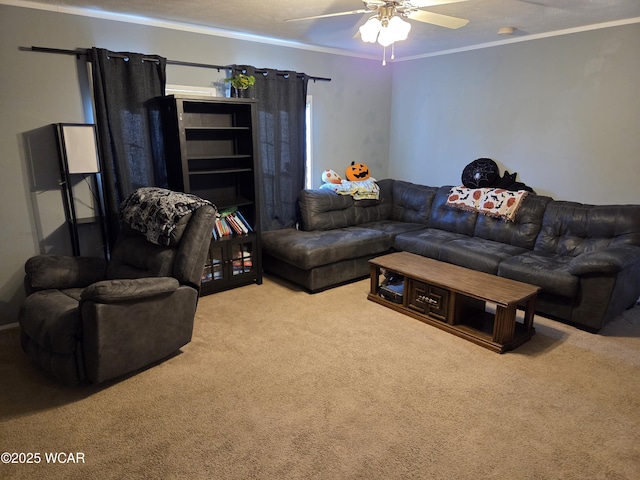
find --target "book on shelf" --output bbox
[202,259,223,282]
[232,246,253,275]
[225,214,245,235]
[213,207,254,237]
[214,217,230,237]
[234,210,253,232]
[202,264,213,282]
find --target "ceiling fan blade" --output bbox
[285,9,368,22]
[352,15,371,39]
[408,10,469,29]
[409,0,469,7]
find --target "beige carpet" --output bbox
[1,276,639,479]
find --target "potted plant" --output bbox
[225,73,255,97]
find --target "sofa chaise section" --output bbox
[262,179,436,292]
[262,227,392,292]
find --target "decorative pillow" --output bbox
[447,186,529,222]
[321,169,343,185]
[461,158,499,188]
[345,161,371,181]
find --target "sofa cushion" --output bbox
[391,180,439,224]
[473,194,552,249]
[394,228,469,260]
[355,202,393,224]
[261,227,392,270]
[535,201,640,256]
[358,220,428,239]
[354,179,394,224]
[498,251,579,298]
[428,186,478,236]
[298,189,355,231]
[438,237,528,274]
[107,236,176,280]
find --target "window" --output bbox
[305,95,313,189]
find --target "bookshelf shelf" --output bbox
[185,126,250,131]
[189,168,253,175]
[187,154,252,161]
[157,95,263,295]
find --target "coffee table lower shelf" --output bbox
[368,294,535,353]
[368,252,540,353]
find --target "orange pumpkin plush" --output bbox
[345,161,370,181]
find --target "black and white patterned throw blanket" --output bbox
[120,187,214,245]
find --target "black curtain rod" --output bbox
[26,46,332,82]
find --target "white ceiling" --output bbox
[15,0,640,60]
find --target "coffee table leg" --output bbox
[370,265,381,295]
[523,295,537,331]
[493,304,517,344]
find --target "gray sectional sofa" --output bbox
[262,179,640,332]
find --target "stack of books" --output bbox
[232,247,253,275]
[212,208,253,239]
[201,259,223,283]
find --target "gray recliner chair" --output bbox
[19,188,216,385]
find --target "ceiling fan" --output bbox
[286,1,469,29]
[285,1,470,63]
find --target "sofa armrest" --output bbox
[80,277,180,304]
[25,255,108,293]
[567,245,640,275]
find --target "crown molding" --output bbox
[4,1,640,63]
[2,0,378,60]
[394,17,640,62]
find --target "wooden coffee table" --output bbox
[368,252,540,353]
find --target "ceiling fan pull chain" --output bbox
[382,45,387,66]
[391,42,395,60]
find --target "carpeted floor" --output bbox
[1,276,639,479]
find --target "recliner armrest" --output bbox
[567,245,640,275]
[25,255,108,293]
[80,277,180,304]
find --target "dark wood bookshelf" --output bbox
[156,95,263,295]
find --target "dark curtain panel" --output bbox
[233,65,309,231]
[90,48,167,249]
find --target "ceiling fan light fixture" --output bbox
[286,0,471,62]
[359,16,382,43]
[360,14,412,47]
[386,15,411,43]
